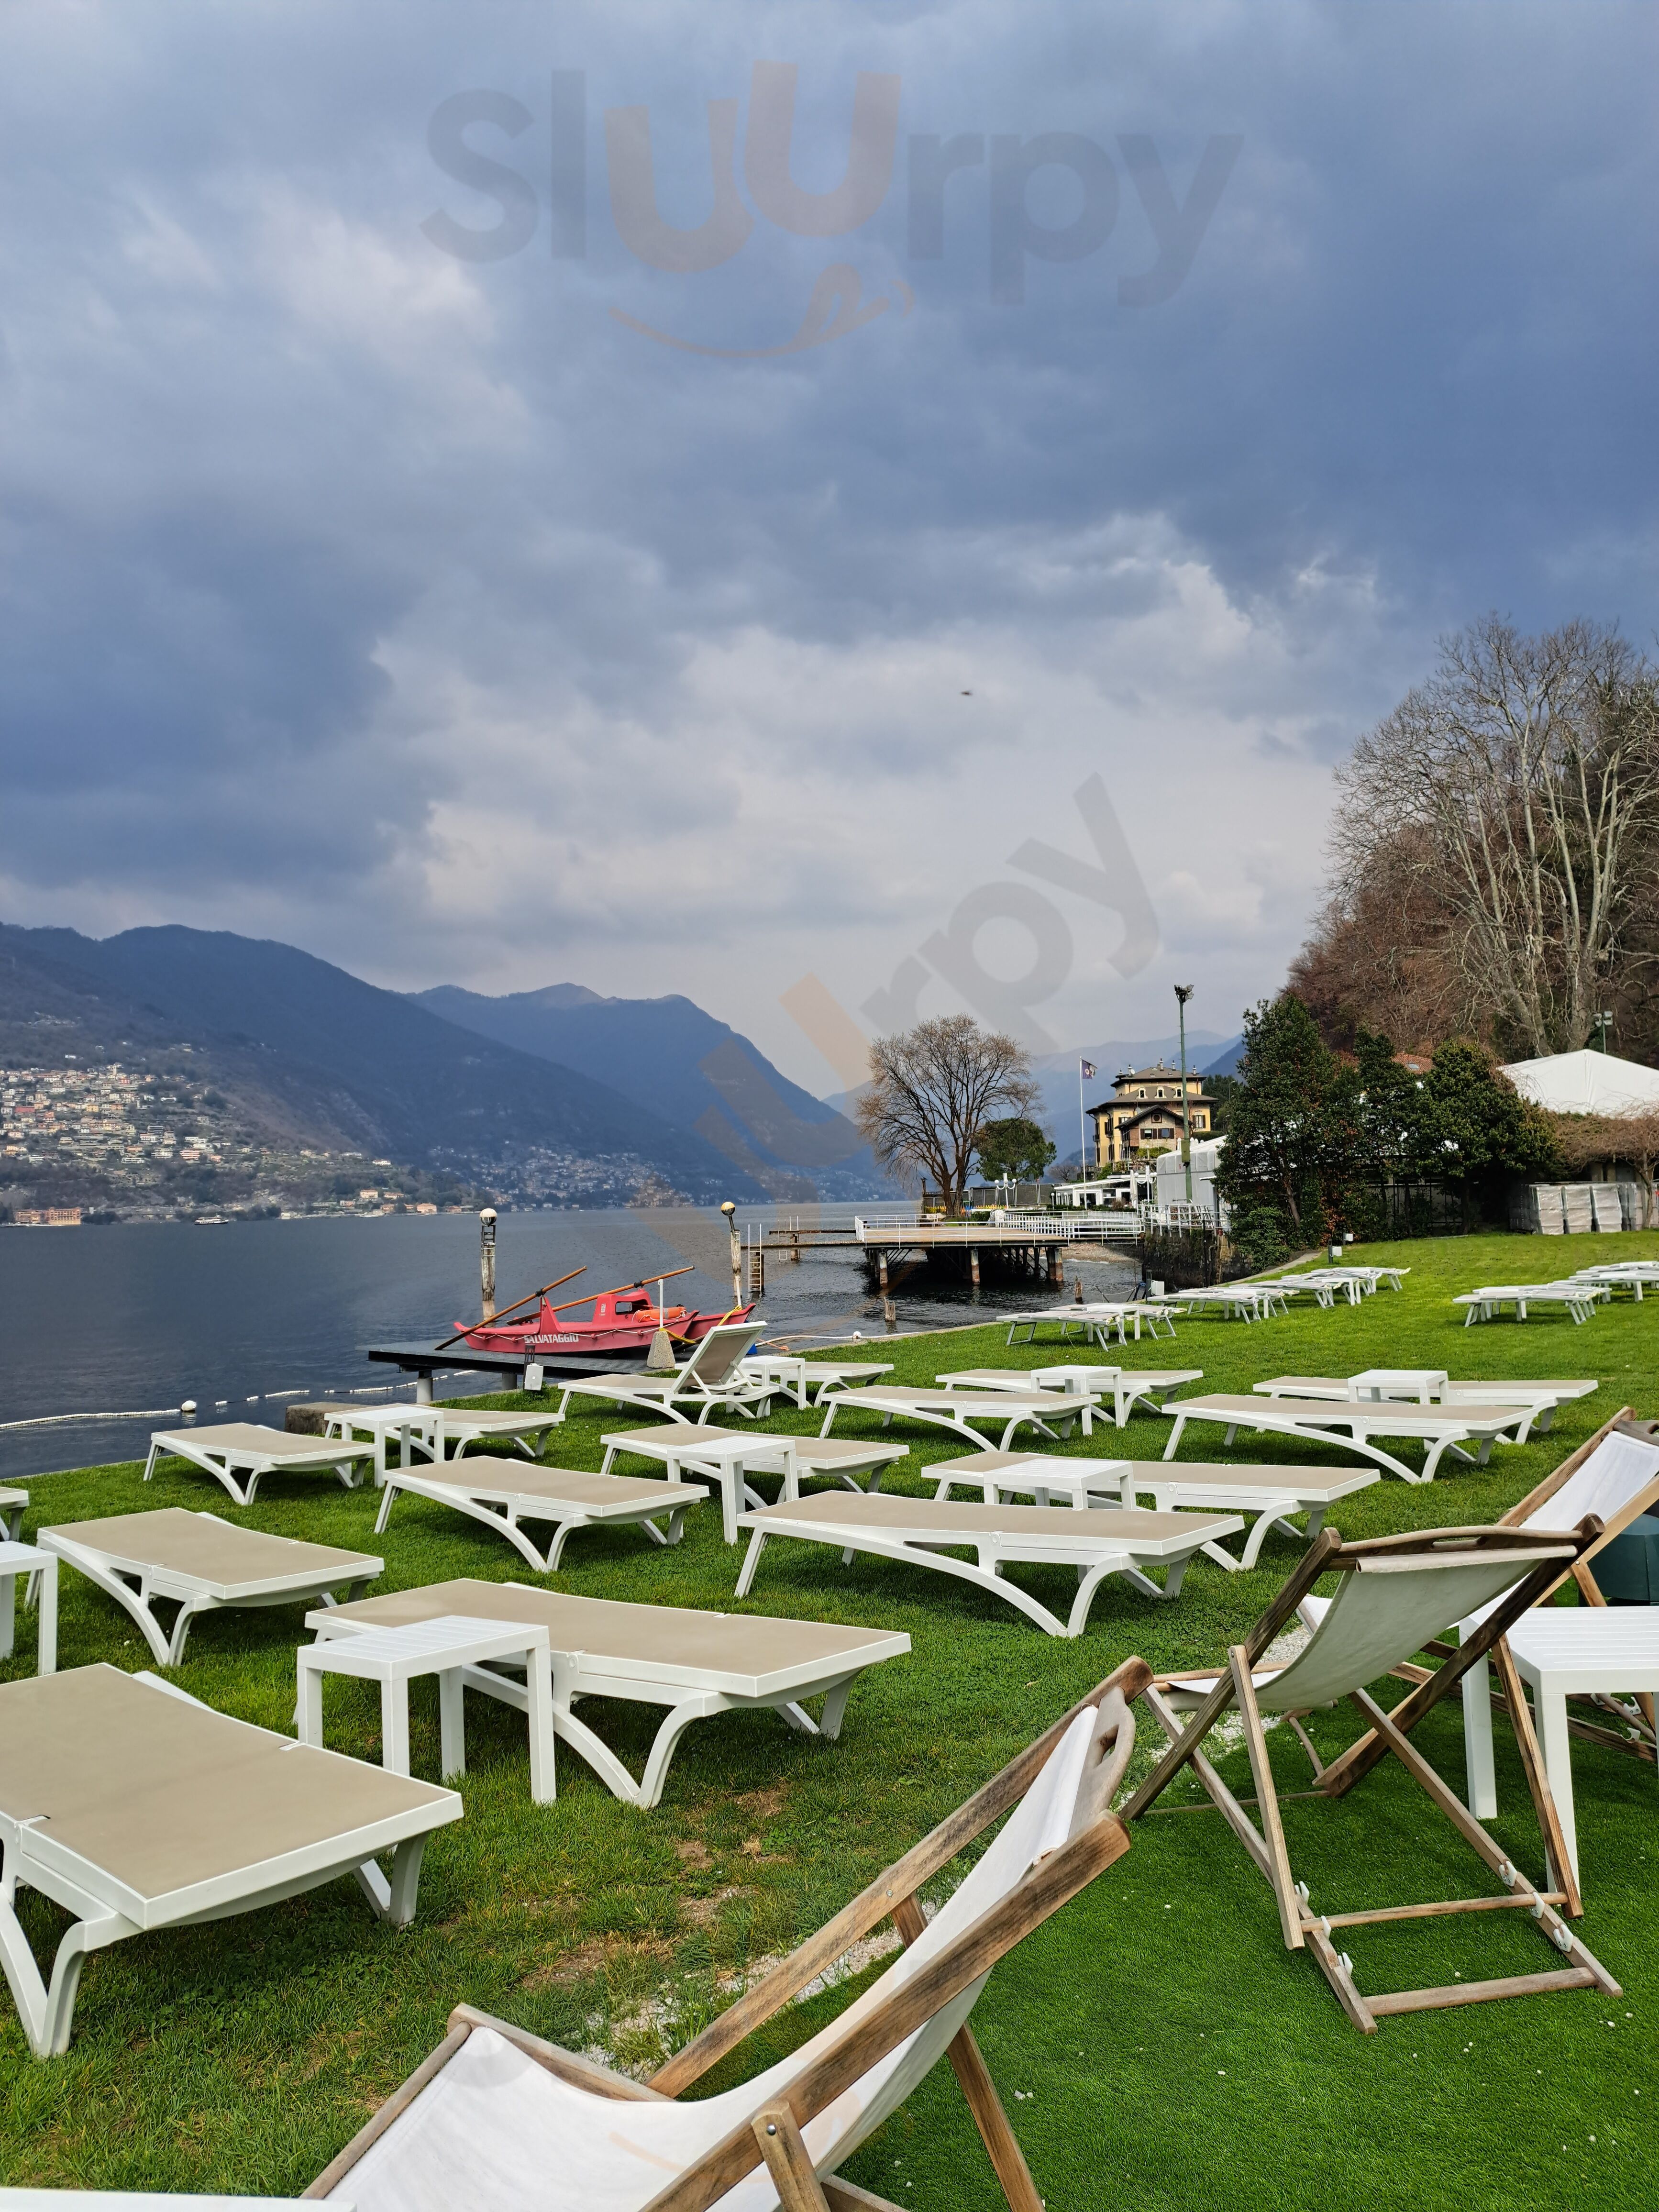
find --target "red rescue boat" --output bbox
[455,1283,753,1358]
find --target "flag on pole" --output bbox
[1080,1059,1097,1079]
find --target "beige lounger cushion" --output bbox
[320,1578,900,1690]
[43,1507,376,1589]
[0,1666,453,1916]
[401,1466,694,1509]
[742,1491,1217,1544]
[156,1423,372,1460]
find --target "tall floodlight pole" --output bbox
[1174,986,1195,1203]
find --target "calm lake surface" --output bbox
[0,1208,1137,1482]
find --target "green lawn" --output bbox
[2,1230,1657,2208]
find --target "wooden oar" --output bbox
[539,1265,694,1317]
[435,1267,587,1349]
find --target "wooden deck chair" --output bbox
[303,1659,1150,2212]
[1121,1525,1621,2031]
[1303,1413,1659,1782]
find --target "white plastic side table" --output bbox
[600,1427,778,1544]
[1348,1369,1449,1402]
[0,1487,28,1542]
[1466,1610,1659,1889]
[298,1613,554,1801]
[0,1540,56,1672]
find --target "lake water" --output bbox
[0,1207,1138,1482]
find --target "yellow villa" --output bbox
[1088,1062,1215,1165]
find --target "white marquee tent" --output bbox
[1502,1049,1659,1117]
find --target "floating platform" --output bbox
[365,1340,648,1403]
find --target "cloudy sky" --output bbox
[1,0,1654,1091]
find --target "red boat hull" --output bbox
[456,1295,753,1358]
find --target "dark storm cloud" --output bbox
[0,0,1654,1068]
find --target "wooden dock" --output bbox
[740,1209,1138,1294]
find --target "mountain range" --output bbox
[0,917,1238,1211]
[0,924,876,1209]
[413,983,883,1199]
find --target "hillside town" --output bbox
[0,1060,472,1221]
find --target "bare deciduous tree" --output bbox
[1326,617,1659,1058]
[856,1015,1040,1216]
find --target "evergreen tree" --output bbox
[1410,1041,1560,1185]
[1214,995,1362,1237]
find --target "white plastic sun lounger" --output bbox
[1254,1371,1597,1443]
[0,1664,460,2056]
[310,1401,566,1483]
[1571,1262,1659,1300]
[1121,1523,1617,2031]
[143,1423,377,1506]
[1106,1460,1379,1569]
[1262,1273,1348,1307]
[737,1355,894,1406]
[551,1323,775,1427]
[935,1364,1204,1431]
[1004,1302,1175,1346]
[309,1578,909,1810]
[37,1509,382,1666]
[1453,1283,1603,1325]
[373,1463,705,1572]
[179,1667,1147,2212]
[1150,1284,1288,1323]
[925,1453,1377,1571]
[818,1383,1095,1452]
[1159,1392,1532,1483]
[735,1492,1243,1634]
[600,1426,911,1544]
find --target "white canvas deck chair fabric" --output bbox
[553,1326,775,1427]
[301,1660,1148,2212]
[0,1665,460,2057]
[143,1423,376,1506]
[1122,1523,1621,2030]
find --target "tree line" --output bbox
[1213,995,1560,1266]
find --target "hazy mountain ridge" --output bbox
[0,924,753,1208]
[413,983,888,1200]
